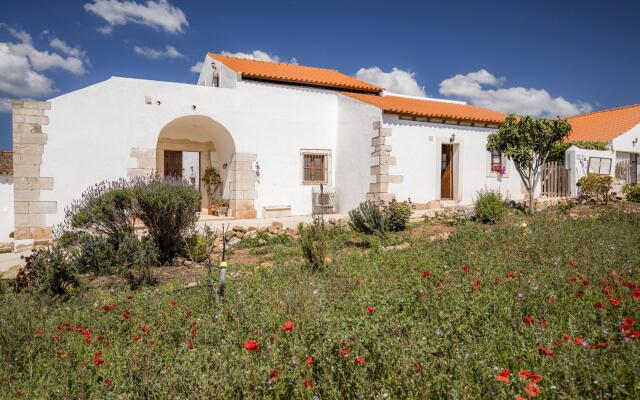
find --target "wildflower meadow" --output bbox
[1,209,639,399]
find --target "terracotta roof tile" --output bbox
[0,151,12,176]
[342,92,506,124]
[567,104,640,142]
[209,53,382,94]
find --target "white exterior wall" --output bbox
[384,115,524,204]
[612,123,640,153]
[41,77,340,225]
[0,176,13,241]
[335,96,382,212]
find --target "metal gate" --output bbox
[541,161,570,197]
[312,185,337,215]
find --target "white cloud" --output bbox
[84,0,188,34]
[190,61,203,73]
[0,26,88,111]
[0,98,11,112]
[355,67,426,97]
[134,45,183,59]
[50,37,88,60]
[221,50,297,64]
[439,69,592,117]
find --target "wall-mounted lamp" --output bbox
[633,137,638,146]
[191,105,197,111]
[449,133,456,143]
[222,163,228,170]
[156,100,161,106]
[255,161,260,177]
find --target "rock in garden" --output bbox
[271,221,283,230]
[232,225,247,233]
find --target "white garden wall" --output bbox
[0,176,14,241]
[565,146,616,197]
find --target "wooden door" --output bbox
[441,144,453,199]
[164,150,182,178]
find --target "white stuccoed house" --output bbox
[7,53,527,243]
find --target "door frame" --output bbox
[435,138,463,202]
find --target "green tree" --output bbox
[487,115,571,214]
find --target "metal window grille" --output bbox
[490,149,502,170]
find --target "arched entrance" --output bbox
[156,116,255,218]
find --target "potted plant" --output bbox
[202,167,222,213]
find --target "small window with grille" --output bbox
[302,152,328,184]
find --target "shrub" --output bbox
[623,183,640,203]
[14,245,78,295]
[474,188,507,224]
[63,179,136,245]
[185,226,215,262]
[73,234,117,274]
[384,199,412,232]
[577,173,613,204]
[549,140,609,162]
[349,200,388,235]
[117,234,159,288]
[298,217,327,272]
[132,176,201,262]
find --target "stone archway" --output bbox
[148,115,257,218]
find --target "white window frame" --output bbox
[486,150,509,177]
[587,157,612,175]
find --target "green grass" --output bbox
[1,210,640,399]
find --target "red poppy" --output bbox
[569,259,577,268]
[282,321,295,331]
[105,340,111,348]
[75,324,83,331]
[574,336,584,346]
[191,328,197,337]
[244,339,260,351]
[303,380,314,388]
[367,306,375,314]
[626,330,640,339]
[34,328,44,337]
[339,348,350,357]
[594,303,604,309]
[355,357,366,364]
[269,369,280,379]
[539,319,548,328]
[93,357,104,366]
[576,290,584,298]
[15,392,23,398]
[463,266,471,272]
[305,356,314,366]
[546,297,554,305]
[85,337,92,345]
[97,335,104,342]
[525,382,540,397]
[140,325,149,334]
[170,300,177,307]
[523,316,534,325]
[506,272,516,279]
[104,379,113,386]
[81,329,92,337]
[537,345,554,357]
[495,369,510,383]
[581,280,589,286]
[631,289,640,300]
[355,276,362,285]
[122,310,131,320]
[187,342,194,350]
[562,333,570,341]
[422,271,430,278]
[472,279,481,292]
[610,298,621,306]
[519,370,542,383]
[516,396,526,400]
[624,317,635,326]
[553,341,562,347]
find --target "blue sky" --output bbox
[1,0,639,149]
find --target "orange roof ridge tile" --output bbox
[569,103,640,119]
[342,92,505,124]
[208,52,383,94]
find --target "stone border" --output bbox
[367,121,402,202]
[11,100,56,241]
[228,153,258,218]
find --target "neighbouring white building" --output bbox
[7,52,530,243]
[564,105,640,196]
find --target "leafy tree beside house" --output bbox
[487,115,572,214]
